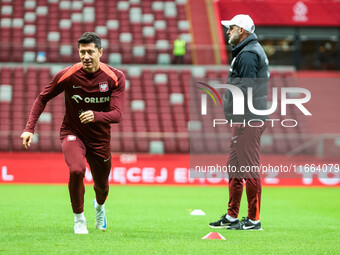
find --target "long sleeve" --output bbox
[24,72,65,133]
[93,72,125,124]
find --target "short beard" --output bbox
[228,33,240,46]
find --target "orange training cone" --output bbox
[202,232,226,240]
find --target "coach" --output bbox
[209,14,269,230]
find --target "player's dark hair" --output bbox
[78,32,102,50]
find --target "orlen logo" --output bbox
[71,95,110,104]
[72,95,83,103]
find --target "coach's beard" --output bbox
[228,34,240,46]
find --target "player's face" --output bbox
[227,25,241,46]
[79,43,103,73]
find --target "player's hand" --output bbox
[20,131,34,149]
[79,110,94,124]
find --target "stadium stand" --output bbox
[0,0,338,157]
[0,64,310,155]
[0,0,192,64]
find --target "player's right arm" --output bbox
[21,68,67,149]
[20,131,34,149]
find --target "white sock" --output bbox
[74,212,86,222]
[95,200,104,211]
[249,219,260,224]
[226,214,238,222]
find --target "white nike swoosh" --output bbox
[73,85,82,89]
[242,225,254,229]
[104,157,111,162]
[232,136,238,140]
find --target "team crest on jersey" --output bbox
[99,81,109,92]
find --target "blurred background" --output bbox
[0,0,339,167]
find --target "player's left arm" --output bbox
[81,72,125,124]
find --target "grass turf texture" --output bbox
[0,185,339,255]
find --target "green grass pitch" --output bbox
[0,185,339,254]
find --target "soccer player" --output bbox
[209,15,269,230]
[21,32,125,234]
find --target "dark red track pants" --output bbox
[62,135,111,214]
[227,123,267,221]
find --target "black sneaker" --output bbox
[240,217,263,230]
[209,214,241,230]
